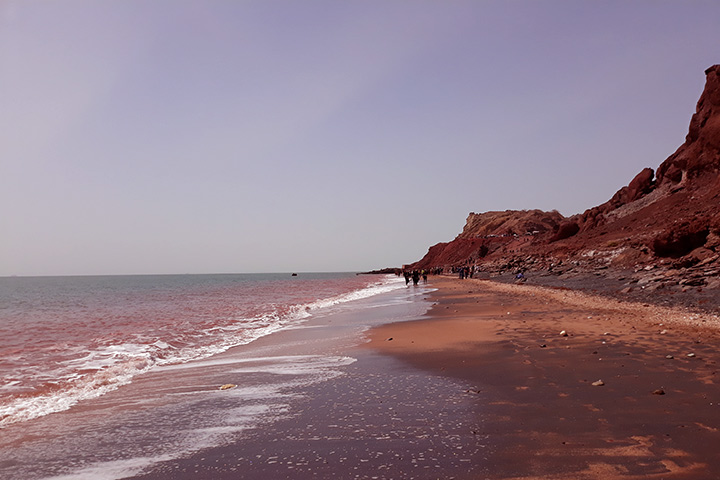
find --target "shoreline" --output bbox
[366,276,720,479]
[126,283,492,480]
[1,278,432,480]
[42,275,720,479]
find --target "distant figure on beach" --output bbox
[403,271,410,285]
[412,270,420,286]
[422,270,428,283]
[459,266,471,280]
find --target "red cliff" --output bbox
[412,65,720,293]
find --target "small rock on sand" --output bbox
[592,380,605,387]
[560,330,568,337]
[219,384,236,390]
[653,389,666,395]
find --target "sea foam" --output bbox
[0,274,403,428]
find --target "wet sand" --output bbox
[126,285,491,480]
[368,276,720,479]
[129,351,488,480]
[128,276,720,479]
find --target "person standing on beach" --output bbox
[412,270,420,286]
[403,271,410,285]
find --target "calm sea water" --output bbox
[0,272,430,479]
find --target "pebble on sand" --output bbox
[653,389,666,395]
[560,330,568,337]
[592,380,605,386]
[219,384,236,390]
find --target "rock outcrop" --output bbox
[459,210,565,239]
[411,65,720,302]
[656,65,720,187]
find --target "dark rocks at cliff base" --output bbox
[549,222,580,242]
[409,65,720,311]
[653,221,710,258]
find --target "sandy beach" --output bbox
[367,276,720,479]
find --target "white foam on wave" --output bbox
[39,455,177,480]
[35,354,356,480]
[228,355,357,376]
[305,275,406,313]
[0,380,22,390]
[147,275,405,367]
[0,355,154,428]
[0,275,401,428]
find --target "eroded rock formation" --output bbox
[411,65,720,296]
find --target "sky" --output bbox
[1,0,719,276]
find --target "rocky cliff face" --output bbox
[656,65,720,187]
[459,210,565,238]
[415,209,565,269]
[413,65,720,294]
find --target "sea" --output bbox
[0,272,433,479]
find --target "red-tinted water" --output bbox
[0,273,404,427]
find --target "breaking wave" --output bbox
[0,274,404,427]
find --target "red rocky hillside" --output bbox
[412,65,720,295]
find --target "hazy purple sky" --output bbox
[2,1,719,276]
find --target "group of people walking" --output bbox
[456,265,474,279]
[402,270,428,286]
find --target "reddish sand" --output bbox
[367,276,720,479]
